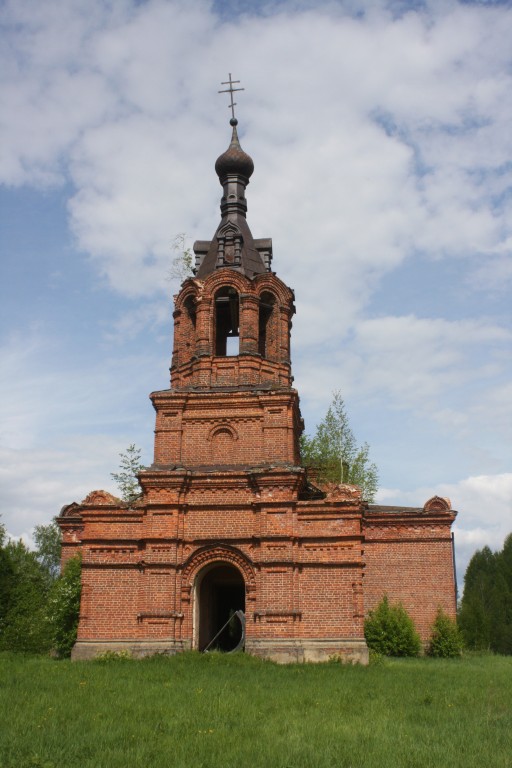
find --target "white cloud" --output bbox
[3,0,512,298]
[0,329,160,449]
[1,0,511,576]
[0,439,123,543]
[294,314,511,460]
[352,315,510,403]
[470,253,512,293]
[0,0,117,185]
[377,472,512,584]
[0,324,161,541]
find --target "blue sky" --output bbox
[1,0,511,582]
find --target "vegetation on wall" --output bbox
[110,443,145,503]
[300,391,379,501]
[167,232,194,283]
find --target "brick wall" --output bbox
[363,502,457,641]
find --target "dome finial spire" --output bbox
[195,75,267,279]
[218,73,244,125]
[214,72,254,182]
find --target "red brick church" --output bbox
[58,110,457,663]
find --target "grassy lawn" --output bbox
[0,651,511,768]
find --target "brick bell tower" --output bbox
[133,111,369,663]
[154,117,300,477]
[59,95,370,662]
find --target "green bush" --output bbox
[47,554,82,658]
[427,608,464,657]
[364,595,421,657]
[0,540,52,654]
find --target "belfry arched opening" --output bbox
[197,564,245,652]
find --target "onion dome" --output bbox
[215,118,254,180]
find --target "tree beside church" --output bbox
[459,535,512,654]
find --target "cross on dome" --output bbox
[218,73,245,124]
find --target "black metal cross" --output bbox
[219,74,244,121]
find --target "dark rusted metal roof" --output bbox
[215,123,254,180]
[195,122,271,279]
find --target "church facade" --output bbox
[58,117,457,663]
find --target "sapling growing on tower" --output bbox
[111,444,144,503]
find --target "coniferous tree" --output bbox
[0,524,15,634]
[459,535,512,654]
[493,534,512,653]
[458,546,495,650]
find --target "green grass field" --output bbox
[1,651,511,768]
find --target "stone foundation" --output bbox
[71,639,192,661]
[71,638,368,664]
[245,638,369,665]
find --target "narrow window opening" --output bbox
[258,292,276,358]
[185,296,196,328]
[179,296,196,356]
[183,295,197,355]
[215,287,239,356]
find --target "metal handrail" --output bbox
[202,609,246,653]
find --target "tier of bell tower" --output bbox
[150,118,303,471]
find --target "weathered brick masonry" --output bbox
[58,119,457,662]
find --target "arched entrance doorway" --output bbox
[197,563,245,652]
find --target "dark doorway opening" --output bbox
[198,564,245,652]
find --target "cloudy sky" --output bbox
[1,0,511,583]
